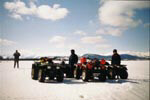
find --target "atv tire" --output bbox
[99,74,106,82]
[119,70,128,79]
[82,70,89,82]
[38,69,45,82]
[56,70,64,82]
[74,68,81,79]
[31,64,39,80]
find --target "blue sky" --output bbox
[0,0,150,57]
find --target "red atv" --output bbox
[74,57,108,82]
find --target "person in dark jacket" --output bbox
[111,49,121,65]
[13,50,21,68]
[69,49,78,77]
[111,49,121,79]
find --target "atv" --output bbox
[31,57,64,82]
[107,64,128,79]
[74,57,108,82]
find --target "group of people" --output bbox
[13,49,121,70]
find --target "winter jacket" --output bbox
[111,53,121,65]
[13,52,20,60]
[69,54,78,66]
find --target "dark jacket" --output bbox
[13,52,20,60]
[69,53,78,66]
[111,53,121,65]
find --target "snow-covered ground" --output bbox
[0,61,149,100]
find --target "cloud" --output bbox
[0,38,16,46]
[99,1,149,28]
[96,44,111,49]
[10,13,23,20]
[49,36,66,48]
[49,36,66,43]
[4,1,69,21]
[96,27,123,36]
[36,4,69,20]
[81,36,105,44]
[74,30,87,36]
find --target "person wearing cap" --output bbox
[69,49,78,78]
[13,50,21,68]
[111,49,121,65]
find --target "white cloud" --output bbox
[4,1,69,21]
[99,1,149,28]
[49,36,66,43]
[81,36,105,44]
[74,30,87,36]
[96,27,123,36]
[4,1,36,15]
[37,4,68,21]
[49,36,66,48]
[96,44,111,49]
[0,38,16,46]
[10,13,23,20]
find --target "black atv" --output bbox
[38,63,64,82]
[107,65,128,79]
[31,58,64,82]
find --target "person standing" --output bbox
[111,49,121,79]
[69,49,78,78]
[111,49,121,65]
[13,50,21,68]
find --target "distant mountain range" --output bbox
[82,53,150,60]
[0,53,149,60]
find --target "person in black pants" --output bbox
[13,50,21,68]
[69,49,78,78]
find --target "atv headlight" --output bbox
[117,66,120,68]
[98,67,101,70]
[47,66,51,69]
[94,67,97,70]
[56,66,60,69]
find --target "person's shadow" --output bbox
[39,78,149,84]
[82,78,141,84]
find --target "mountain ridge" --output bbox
[82,53,149,60]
